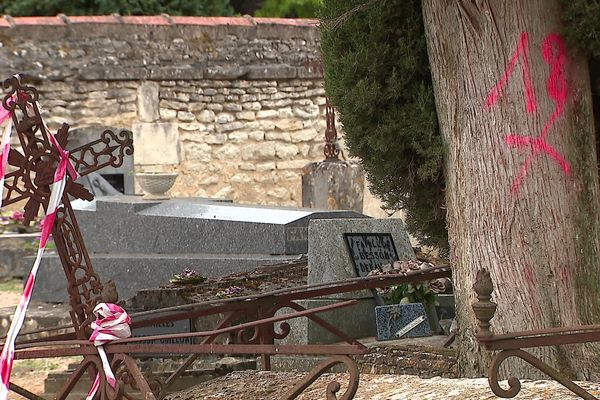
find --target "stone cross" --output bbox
[1,76,133,339]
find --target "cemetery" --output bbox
[0,74,456,398]
[0,1,599,399]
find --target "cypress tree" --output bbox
[320,0,448,252]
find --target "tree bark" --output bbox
[422,0,600,379]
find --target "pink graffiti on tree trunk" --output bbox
[485,32,571,194]
[485,32,537,114]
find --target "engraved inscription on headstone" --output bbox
[286,227,307,242]
[344,233,399,277]
[133,312,193,346]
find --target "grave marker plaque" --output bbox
[343,233,399,277]
[132,311,193,356]
[133,312,193,345]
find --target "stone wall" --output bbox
[0,15,390,215]
[135,78,326,204]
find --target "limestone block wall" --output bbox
[0,15,391,216]
[137,78,326,205]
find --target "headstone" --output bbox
[308,218,414,296]
[278,218,415,345]
[68,126,135,194]
[82,172,123,196]
[302,160,364,213]
[0,233,37,279]
[33,196,367,302]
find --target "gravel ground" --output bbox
[166,370,600,400]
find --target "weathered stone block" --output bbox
[132,122,181,165]
[196,109,216,123]
[248,131,265,141]
[245,65,297,79]
[218,121,244,132]
[302,161,365,213]
[256,109,278,119]
[185,142,212,162]
[177,111,196,122]
[160,108,177,120]
[160,100,189,111]
[207,104,224,112]
[239,163,256,170]
[215,144,240,160]
[236,111,256,120]
[275,118,303,131]
[205,133,227,144]
[230,173,252,183]
[277,107,294,118]
[255,121,274,133]
[291,128,318,143]
[293,105,319,119]
[275,143,299,159]
[223,103,243,112]
[265,132,291,142]
[241,143,276,161]
[242,102,262,111]
[216,112,235,124]
[179,123,205,132]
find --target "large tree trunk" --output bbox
[422,0,600,379]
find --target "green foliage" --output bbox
[256,0,322,18]
[384,283,437,307]
[0,0,234,16]
[320,0,447,252]
[561,0,600,162]
[0,279,23,293]
[561,0,600,59]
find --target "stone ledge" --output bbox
[0,15,318,28]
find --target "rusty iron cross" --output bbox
[303,57,340,161]
[1,76,133,338]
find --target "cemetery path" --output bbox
[0,292,20,309]
[166,370,600,399]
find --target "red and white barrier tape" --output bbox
[0,82,127,398]
[86,303,131,399]
[0,100,13,210]
[0,92,79,399]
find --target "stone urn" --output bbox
[135,172,179,200]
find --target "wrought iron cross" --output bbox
[304,57,340,161]
[1,76,133,339]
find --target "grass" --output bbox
[12,358,61,373]
[0,279,22,293]
[12,356,82,373]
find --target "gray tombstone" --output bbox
[278,218,415,346]
[34,196,367,302]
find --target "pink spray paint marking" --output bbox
[485,33,571,194]
[485,32,537,114]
